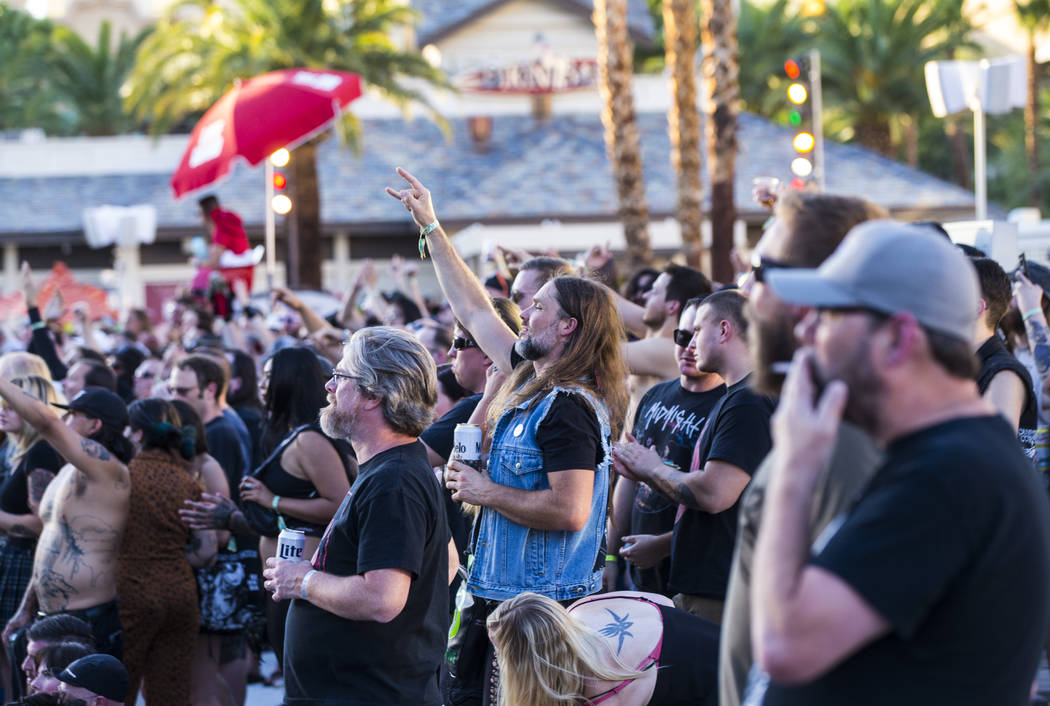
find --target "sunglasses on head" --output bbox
[672,329,694,347]
[452,337,478,351]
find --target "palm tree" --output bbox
[0,5,62,134]
[699,0,740,285]
[594,0,653,269]
[125,0,448,290]
[816,0,972,157]
[1015,0,1050,207]
[50,21,150,136]
[663,0,702,270]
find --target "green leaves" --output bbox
[124,0,451,143]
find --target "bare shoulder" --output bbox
[569,593,664,666]
[199,455,230,496]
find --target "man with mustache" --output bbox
[720,191,887,706]
[751,223,1050,704]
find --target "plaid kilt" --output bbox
[0,538,35,625]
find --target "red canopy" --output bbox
[170,69,364,198]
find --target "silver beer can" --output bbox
[453,424,483,470]
[277,528,306,562]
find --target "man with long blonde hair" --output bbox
[387,168,630,705]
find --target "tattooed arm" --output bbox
[1,578,39,643]
[611,439,750,513]
[180,493,256,537]
[0,377,127,484]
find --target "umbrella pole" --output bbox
[265,160,277,290]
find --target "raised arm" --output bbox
[0,377,126,484]
[22,262,68,380]
[272,287,330,335]
[386,168,517,372]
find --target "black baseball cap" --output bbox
[53,388,129,430]
[56,653,129,702]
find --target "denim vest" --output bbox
[467,385,612,602]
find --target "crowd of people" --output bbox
[0,168,1047,706]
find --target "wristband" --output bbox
[418,221,439,259]
[1023,308,1043,321]
[301,569,317,600]
[30,321,46,331]
[272,495,282,512]
[605,554,618,562]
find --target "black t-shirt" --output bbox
[420,394,483,462]
[206,415,248,496]
[233,404,265,470]
[0,441,63,515]
[976,335,1038,455]
[669,377,774,597]
[283,441,449,705]
[762,416,1050,705]
[508,346,603,470]
[629,380,726,594]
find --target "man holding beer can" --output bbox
[263,327,457,705]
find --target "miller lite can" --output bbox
[277,528,306,562]
[453,424,483,471]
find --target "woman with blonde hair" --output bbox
[0,376,64,691]
[487,591,718,706]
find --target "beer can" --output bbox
[277,528,306,562]
[453,424,483,470]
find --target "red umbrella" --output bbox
[170,68,363,198]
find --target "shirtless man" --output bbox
[0,386,134,659]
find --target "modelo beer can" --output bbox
[453,424,483,470]
[277,528,306,562]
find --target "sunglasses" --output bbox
[750,254,795,284]
[451,337,478,351]
[672,328,694,347]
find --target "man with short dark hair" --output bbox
[509,256,573,324]
[970,257,1037,446]
[19,615,95,696]
[56,653,128,706]
[264,327,453,705]
[614,289,774,623]
[607,296,725,595]
[63,360,116,400]
[751,222,1050,703]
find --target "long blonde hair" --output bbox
[0,352,52,381]
[7,376,62,465]
[485,277,629,439]
[487,593,647,706]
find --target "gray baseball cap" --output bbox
[765,220,979,342]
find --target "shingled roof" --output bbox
[412,0,656,46]
[0,111,975,239]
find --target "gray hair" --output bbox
[344,326,438,437]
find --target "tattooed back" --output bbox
[33,461,131,613]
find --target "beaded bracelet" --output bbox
[418,221,439,259]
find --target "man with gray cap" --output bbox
[748,222,1050,705]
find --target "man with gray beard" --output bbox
[263,327,455,706]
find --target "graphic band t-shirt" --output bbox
[668,377,774,598]
[282,441,449,706]
[629,380,726,594]
[761,416,1050,706]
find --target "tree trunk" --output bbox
[664,0,703,270]
[853,116,893,157]
[1026,33,1040,207]
[699,0,739,285]
[594,0,653,269]
[289,141,323,290]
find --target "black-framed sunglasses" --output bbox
[750,254,796,284]
[452,337,478,351]
[672,328,694,347]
